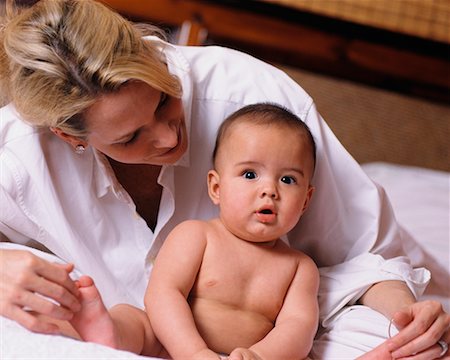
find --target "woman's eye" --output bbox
[157,92,168,109]
[281,176,296,184]
[121,132,138,146]
[242,171,257,179]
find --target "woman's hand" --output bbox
[0,249,81,334]
[387,300,450,359]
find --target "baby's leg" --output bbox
[69,275,121,349]
[109,301,167,357]
[70,276,166,356]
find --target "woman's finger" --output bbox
[12,256,81,312]
[388,302,442,350]
[393,310,414,329]
[5,303,61,334]
[1,250,81,332]
[8,283,76,320]
[391,313,449,358]
[11,252,80,299]
[35,261,80,297]
[30,291,77,320]
[388,317,435,352]
[12,268,81,313]
[397,342,448,360]
[31,274,81,313]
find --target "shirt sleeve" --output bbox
[0,154,42,245]
[319,254,430,325]
[286,101,430,323]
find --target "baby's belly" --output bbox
[189,297,274,354]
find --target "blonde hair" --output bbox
[0,0,182,137]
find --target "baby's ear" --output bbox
[207,169,220,205]
[301,185,315,213]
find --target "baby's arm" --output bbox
[248,253,319,360]
[145,220,220,360]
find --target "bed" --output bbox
[2,161,449,359]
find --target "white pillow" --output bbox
[362,162,449,263]
[362,162,449,310]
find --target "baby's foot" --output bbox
[69,275,120,349]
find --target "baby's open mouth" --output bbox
[259,209,273,214]
[256,208,276,223]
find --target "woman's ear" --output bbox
[207,169,221,205]
[50,127,87,149]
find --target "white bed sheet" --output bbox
[1,162,449,359]
[362,162,450,312]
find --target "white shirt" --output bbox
[0,40,429,324]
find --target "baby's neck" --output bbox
[250,239,278,248]
[212,217,280,248]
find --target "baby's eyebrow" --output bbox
[284,167,305,177]
[235,161,260,167]
[236,162,305,177]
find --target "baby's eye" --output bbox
[281,176,297,184]
[242,170,257,180]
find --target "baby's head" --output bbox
[208,103,316,243]
[213,103,316,178]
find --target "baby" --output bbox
[145,103,319,359]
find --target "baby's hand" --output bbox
[191,348,221,360]
[227,347,263,360]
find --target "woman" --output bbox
[0,0,448,358]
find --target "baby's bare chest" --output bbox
[190,239,299,321]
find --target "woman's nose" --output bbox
[151,121,178,149]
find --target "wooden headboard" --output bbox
[100,0,449,105]
[13,1,446,170]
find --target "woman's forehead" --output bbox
[86,82,157,121]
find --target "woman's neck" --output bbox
[108,158,163,231]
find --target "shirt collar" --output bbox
[92,149,116,198]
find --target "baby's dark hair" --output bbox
[213,103,317,172]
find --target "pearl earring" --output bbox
[75,144,86,155]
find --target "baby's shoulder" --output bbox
[170,218,223,239]
[281,244,318,271]
[171,219,208,233]
[293,251,319,283]
[162,220,211,254]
